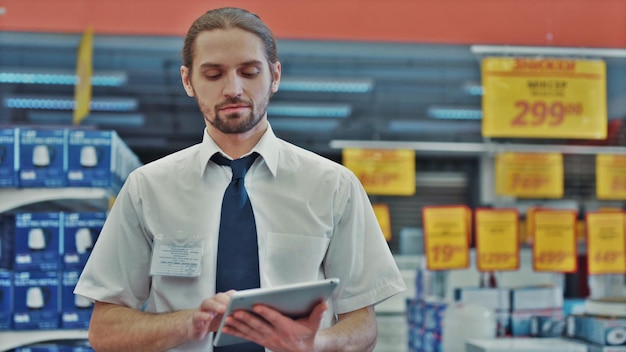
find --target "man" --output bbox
[75,7,406,352]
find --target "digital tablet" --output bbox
[213,278,340,347]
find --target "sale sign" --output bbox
[596,154,626,200]
[422,205,471,271]
[482,57,607,139]
[495,152,563,198]
[342,149,415,195]
[586,212,626,275]
[475,208,520,271]
[532,209,578,273]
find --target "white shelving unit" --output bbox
[0,330,88,352]
[1,187,112,351]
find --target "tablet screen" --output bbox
[213,278,340,347]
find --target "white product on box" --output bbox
[466,337,587,352]
[0,128,18,188]
[511,285,563,310]
[19,128,68,187]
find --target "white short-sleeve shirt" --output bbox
[75,124,406,351]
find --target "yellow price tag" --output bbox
[533,210,578,272]
[596,154,626,200]
[423,205,470,271]
[372,203,392,242]
[586,212,626,275]
[342,149,415,195]
[475,208,520,271]
[482,57,607,139]
[495,152,563,198]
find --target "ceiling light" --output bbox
[4,96,138,112]
[0,68,127,86]
[427,106,483,120]
[268,102,352,118]
[279,77,373,93]
[28,111,145,127]
[271,118,340,132]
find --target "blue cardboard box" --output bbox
[14,212,63,271]
[0,128,18,187]
[12,270,60,330]
[63,212,105,269]
[67,130,121,190]
[61,270,93,329]
[19,128,67,187]
[0,270,12,330]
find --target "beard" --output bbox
[195,86,272,134]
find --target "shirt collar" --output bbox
[199,123,280,177]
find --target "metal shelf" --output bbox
[0,330,88,351]
[0,187,112,213]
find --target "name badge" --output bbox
[150,240,203,277]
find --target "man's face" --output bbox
[181,28,280,134]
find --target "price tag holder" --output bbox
[495,152,563,198]
[475,208,520,271]
[586,212,626,275]
[482,57,607,139]
[596,154,626,200]
[423,205,471,271]
[342,149,415,195]
[532,209,578,273]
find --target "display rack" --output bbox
[0,187,113,350]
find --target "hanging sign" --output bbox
[482,57,607,139]
[372,203,392,241]
[532,209,578,273]
[596,154,626,200]
[586,212,626,275]
[342,149,415,195]
[475,208,520,271]
[422,205,471,271]
[495,152,563,198]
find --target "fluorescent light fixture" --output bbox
[268,102,352,118]
[279,77,373,93]
[471,45,626,58]
[271,118,340,132]
[5,95,138,112]
[28,111,145,127]
[388,120,481,134]
[427,106,483,120]
[0,68,127,86]
[463,82,484,96]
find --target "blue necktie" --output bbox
[212,152,264,352]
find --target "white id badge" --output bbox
[150,232,204,277]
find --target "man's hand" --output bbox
[187,290,235,340]
[221,301,328,352]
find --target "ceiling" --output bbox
[1,31,625,164]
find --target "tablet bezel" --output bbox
[213,278,340,347]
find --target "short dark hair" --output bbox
[182,7,279,75]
